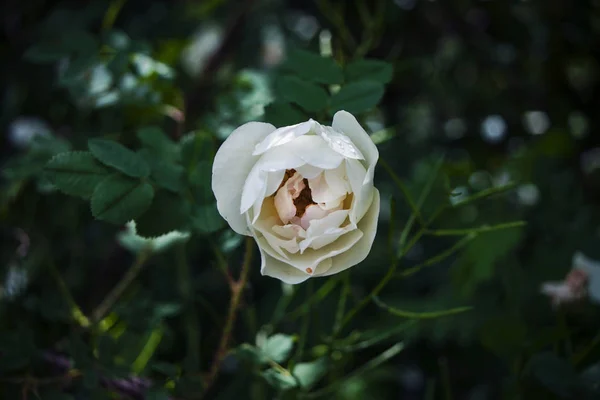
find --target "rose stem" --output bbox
[201,236,254,396]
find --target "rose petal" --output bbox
[212,122,276,235]
[240,145,305,216]
[324,164,351,195]
[253,120,315,155]
[346,159,374,224]
[299,209,352,252]
[259,249,311,284]
[308,172,347,207]
[255,222,363,274]
[318,125,365,160]
[265,170,285,197]
[272,224,306,240]
[299,204,329,230]
[332,111,379,184]
[259,225,300,257]
[316,189,380,277]
[296,164,322,179]
[251,201,300,258]
[289,135,345,170]
[305,209,349,237]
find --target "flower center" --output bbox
[293,179,315,217]
[274,169,320,225]
[276,169,316,218]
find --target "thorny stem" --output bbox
[91,247,152,324]
[202,237,254,397]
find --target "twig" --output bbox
[396,233,476,279]
[372,296,472,319]
[91,247,152,324]
[425,221,526,236]
[201,237,254,396]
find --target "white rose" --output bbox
[212,111,380,284]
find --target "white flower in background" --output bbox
[181,24,223,78]
[540,252,600,306]
[212,111,380,284]
[8,117,51,149]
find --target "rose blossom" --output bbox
[212,111,380,284]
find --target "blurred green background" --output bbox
[2,0,600,399]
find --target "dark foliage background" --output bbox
[1,0,600,399]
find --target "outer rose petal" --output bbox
[253,120,314,155]
[259,249,311,284]
[317,189,380,277]
[332,111,379,184]
[254,208,365,277]
[346,158,373,224]
[212,122,276,235]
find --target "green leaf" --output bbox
[45,151,111,198]
[263,102,308,127]
[137,126,180,161]
[260,334,295,363]
[282,48,343,84]
[329,81,384,115]
[134,190,190,237]
[276,76,328,113]
[88,138,150,178]
[235,343,265,365]
[262,368,298,391]
[151,162,185,193]
[138,149,184,193]
[181,132,214,172]
[91,174,154,224]
[293,358,328,389]
[345,59,394,84]
[370,128,396,145]
[192,204,225,235]
[188,160,213,202]
[117,221,190,253]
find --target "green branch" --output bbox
[202,237,255,396]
